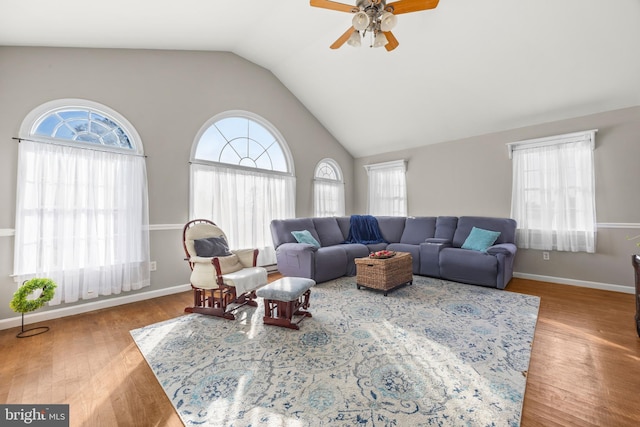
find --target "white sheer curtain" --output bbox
[191,163,295,266]
[14,140,151,305]
[313,180,345,217]
[510,134,596,253]
[365,160,407,216]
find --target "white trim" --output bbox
[148,224,184,231]
[0,283,192,330]
[1,223,638,238]
[506,129,597,159]
[364,159,406,174]
[512,272,634,294]
[597,223,640,229]
[0,228,14,237]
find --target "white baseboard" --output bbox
[512,272,634,294]
[0,283,192,330]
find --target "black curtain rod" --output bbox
[12,137,148,158]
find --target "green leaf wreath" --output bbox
[10,278,57,313]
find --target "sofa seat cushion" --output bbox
[314,246,348,283]
[386,244,421,274]
[439,248,498,288]
[341,243,370,276]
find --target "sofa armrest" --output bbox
[419,240,451,277]
[486,243,517,256]
[276,242,319,253]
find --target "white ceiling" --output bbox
[1,0,639,157]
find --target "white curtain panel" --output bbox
[191,163,295,266]
[313,180,345,217]
[14,140,151,305]
[511,139,596,253]
[367,162,407,216]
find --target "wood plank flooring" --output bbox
[1,276,639,426]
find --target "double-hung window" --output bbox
[364,160,407,216]
[14,99,150,305]
[314,158,345,217]
[190,111,295,266]
[508,130,597,253]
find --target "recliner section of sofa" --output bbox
[270,215,517,289]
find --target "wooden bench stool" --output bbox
[256,277,315,330]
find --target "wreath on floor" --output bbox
[10,278,57,313]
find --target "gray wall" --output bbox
[0,47,353,322]
[355,106,640,290]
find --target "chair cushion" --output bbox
[217,254,244,274]
[194,236,232,257]
[223,266,268,295]
[256,277,315,301]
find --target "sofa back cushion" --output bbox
[270,218,320,248]
[452,216,517,248]
[335,217,351,240]
[312,217,346,247]
[435,216,459,241]
[375,216,407,243]
[400,217,437,244]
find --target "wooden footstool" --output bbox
[256,277,315,330]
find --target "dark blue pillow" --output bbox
[194,236,232,257]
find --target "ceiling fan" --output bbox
[310,0,440,51]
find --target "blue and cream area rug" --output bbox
[131,276,540,426]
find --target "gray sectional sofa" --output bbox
[270,216,517,289]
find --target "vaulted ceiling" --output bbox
[1,0,639,157]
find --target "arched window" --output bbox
[14,99,150,306]
[314,158,345,217]
[190,111,295,265]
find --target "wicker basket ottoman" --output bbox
[355,252,413,296]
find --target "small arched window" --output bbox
[314,158,345,217]
[190,111,295,266]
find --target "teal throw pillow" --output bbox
[291,230,320,248]
[461,227,501,252]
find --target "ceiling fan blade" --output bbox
[385,0,439,15]
[310,0,359,13]
[383,31,399,51]
[330,26,356,49]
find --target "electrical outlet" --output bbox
[150,261,157,271]
[542,252,550,261]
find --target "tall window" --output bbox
[190,111,295,266]
[365,160,407,216]
[508,129,597,253]
[15,99,150,305]
[314,158,345,217]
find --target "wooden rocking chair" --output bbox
[182,219,267,320]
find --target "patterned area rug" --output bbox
[131,276,539,426]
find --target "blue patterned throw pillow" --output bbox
[461,227,501,252]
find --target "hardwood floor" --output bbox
[1,276,639,426]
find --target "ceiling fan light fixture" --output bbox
[352,11,370,31]
[379,11,397,31]
[373,32,388,48]
[347,30,362,47]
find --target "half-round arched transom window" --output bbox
[314,159,343,181]
[193,112,292,174]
